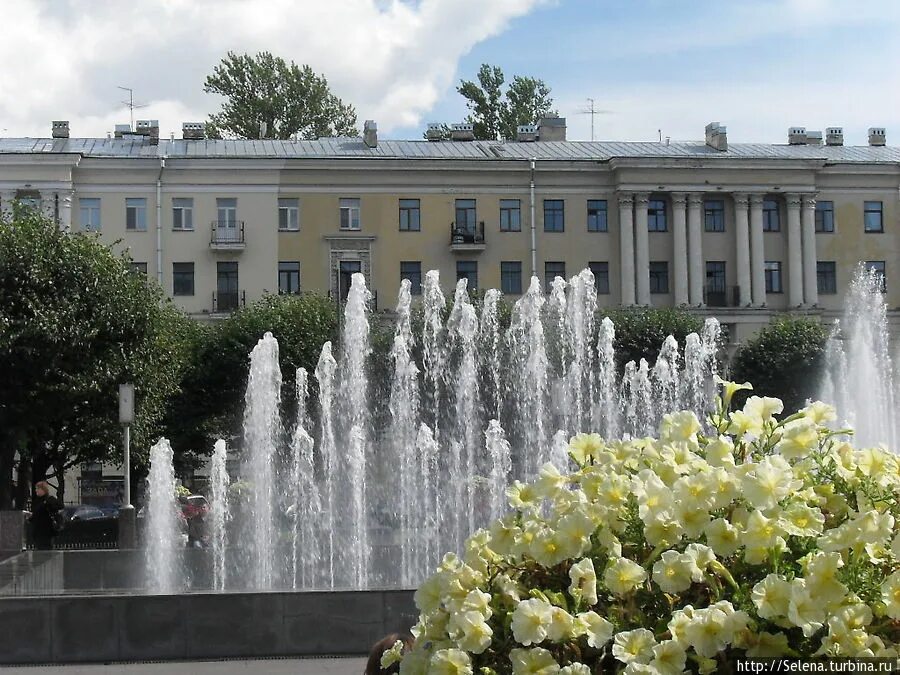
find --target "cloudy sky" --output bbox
[1,0,898,145]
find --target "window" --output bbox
[543,199,564,232]
[129,262,147,275]
[278,198,299,231]
[125,197,147,231]
[400,261,422,295]
[589,261,610,294]
[339,198,360,230]
[815,201,834,233]
[587,200,608,232]
[501,261,522,294]
[763,199,780,232]
[399,199,420,232]
[817,261,837,294]
[706,261,727,306]
[278,261,301,295]
[217,261,239,311]
[866,261,886,292]
[544,261,566,291]
[648,199,667,232]
[79,198,101,232]
[864,201,883,233]
[649,261,669,293]
[217,197,237,224]
[17,194,40,212]
[704,200,725,232]
[172,198,193,231]
[500,199,521,232]
[172,262,194,296]
[338,260,361,300]
[764,261,783,293]
[455,199,476,231]
[456,260,478,290]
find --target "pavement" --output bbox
[0,658,367,674]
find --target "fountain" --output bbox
[209,439,229,591]
[138,268,727,593]
[144,438,180,594]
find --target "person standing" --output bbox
[30,481,62,550]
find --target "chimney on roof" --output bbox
[788,126,807,145]
[182,122,205,140]
[825,127,843,146]
[517,124,538,142]
[705,122,727,151]
[805,130,823,146]
[426,123,444,141]
[363,120,378,148]
[869,127,886,146]
[114,124,130,139]
[135,119,160,145]
[537,116,566,141]
[451,123,475,141]
[51,121,69,139]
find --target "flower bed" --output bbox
[397,379,900,673]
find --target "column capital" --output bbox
[734,194,750,208]
[786,193,802,208]
[687,193,703,207]
[802,194,817,209]
[749,194,764,207]
[617,192,634,207]
[671,192,687,207]
[634,192,650,207]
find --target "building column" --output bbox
[617,193,636,305]
[801,194,818,306]
[734,194,752,306]
[59,190,74,232]
[749,194,766,306]
[687,194,704,305]
[634,193,650,305]
[0,190,14,220]
[671,193,688,305]
[786,194,804,307]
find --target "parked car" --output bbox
[63,504,107,522]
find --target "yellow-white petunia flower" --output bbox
[603,556,647,595]
[509,647,560,675]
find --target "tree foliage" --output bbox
[457,64,556,141]
[0,208,195,507]
[602,307,706,371]
[165,293,339,460]
[204,51,358,140]
[730,317,828,414]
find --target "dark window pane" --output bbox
[866,260,886,292]
[705,261,726,305]
[500,199,521,232]
[400,261,422,295]
[543,200,564,232]
[764,261,783,293]
[278,261,301,294]
[399,199,421,231]
[500,261,522,294]
[864,201,883,233]
[544,261,565,291]
[587,200,608,232]
[817,261,837,294]
[648,199,667,232]
[456,260,478,290]
[815,201,834,233]
[589,261,609,294]
[649,261,669,293]
[704,200,725,232]
[172,262,194,296]
[763,199,780,232]
[455,199,476,231]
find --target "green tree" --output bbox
[0,207,195,507]
[602,307,706,371]
[204,51,358,140]
[457,64,556,141]
[730,317,828,414]
[165,293,339,457]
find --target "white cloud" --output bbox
[0,0,547,138]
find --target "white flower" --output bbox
[652,550,694,593]
[510,647,560,675]
[511,598,552,646]
[881,570,900,619]
[603,557,647,595]
[568,557,598,606]
[787,579,825,637]
[558,664,590,675]
[742,455,800,511]
[576,611,613,648]
[743,395,784,422]
[683,607,731,657]
[545,606,575,642]
[612,629,657,665]
[453,611,493,654]
[776,419,820,460]
[752,574,791,619]
[705,518,741,557]
[380,639,405,669]
[660,410,701,443]
[651,639,687,675]
[429,649,473,675]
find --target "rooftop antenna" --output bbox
[117,86,148,132]
[577,98,612,141]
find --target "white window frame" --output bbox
[339,198,361,231]
[278,198,300,231]
[125,198,147,232]
[172,198,194,231]
[79,198,101,232]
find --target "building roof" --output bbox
[1,136,899,164]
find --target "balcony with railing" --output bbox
[212,290,246,314]
[210,221,246,250]
[449,220,486,252]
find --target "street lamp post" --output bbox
[118,383,136,548]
